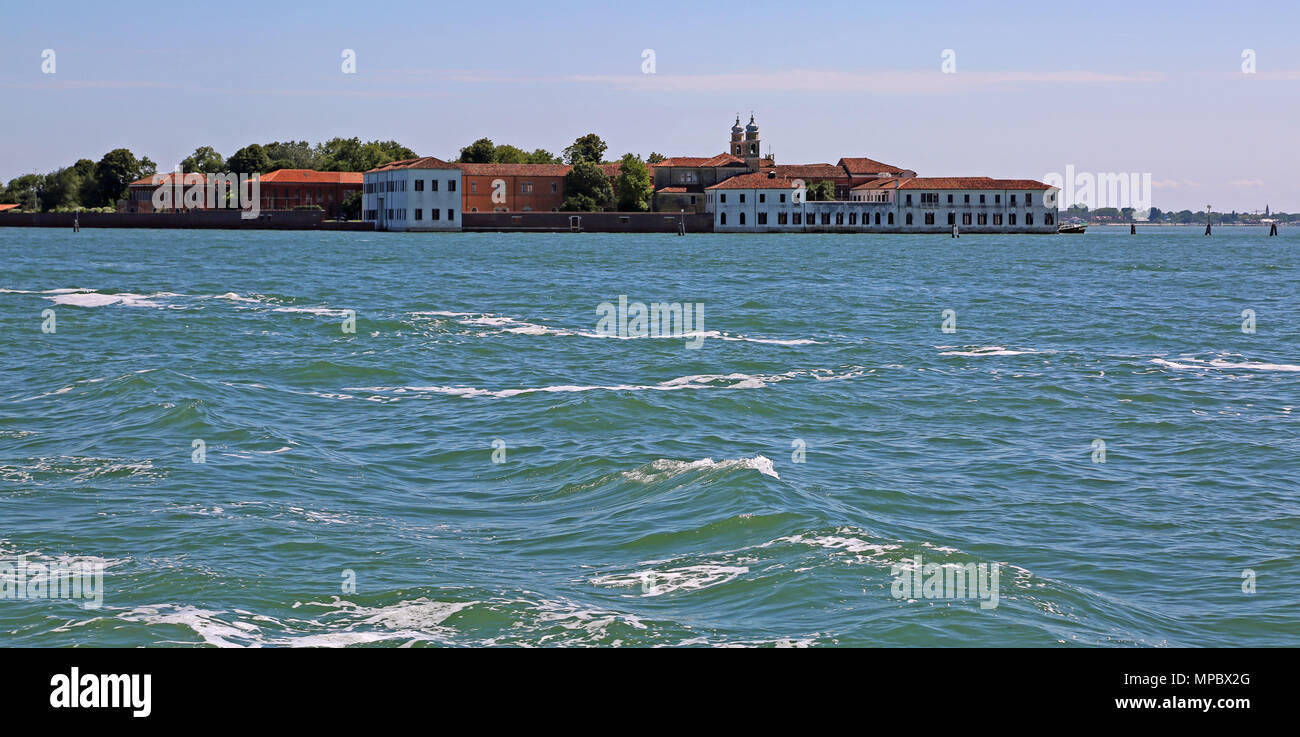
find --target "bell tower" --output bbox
[730,115,744,156]
[743,113,761,169]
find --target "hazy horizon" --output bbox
[2,0,1297,212]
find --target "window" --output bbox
[521,182,533,193]
[793,212,802,225]
[1009,213,1017,225]
[1045,213,1055,225]
[946,212,954,225]
[740,212,746,225]
[962,213,972,225]
[720,194,727,203]
[964,194,970,204]
[759,193,766,203]
[448,180,455,192]
[906,213,914,225]
[740,194,746,203]
[690,196,696,205]
[1026,213,1034,225]
[925,213,935,225]
[1026,193,1033,205]
[835,212,844,225]
[980,194,985,204]
[551,182,557,193]
[995,194,1001,204]
[849,212,857,225]
[779,193,786,203]
[758,212,767,225]
[993,213,1002,225]
[906,194,913,205]
[386,209,393,219]
[431,180,438,192]
[821,212,830,225]
[720,212,727,225]
[448,209,454,220]
[947,194,954,204]
[888,213,894,225]
[415,180,424,191]
[778,212,788,224]
[431,208,440,220]
[1010,195,1018,206]
[471,182,477,193]
[921,193,939,205]
[978,213,987,225]
[415,209,423,220]
[875,212,881,225]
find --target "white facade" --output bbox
[709,180,1060,234]
[363,158,462,231]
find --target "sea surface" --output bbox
[1,226,1297,647]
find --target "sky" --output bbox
[1,0,1297,212]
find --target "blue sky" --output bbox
[2,0,1297,211]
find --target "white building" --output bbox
[707,173,1059,233]
[363,157,462,231]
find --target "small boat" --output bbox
[1058,223,1087,234]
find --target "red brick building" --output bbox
[120,169,362,217]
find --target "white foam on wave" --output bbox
[272,306,350,317]
[342,370,814,399]
[621,455,780,482]
[45,291,174,308]
[938,345,1040,357]
[1151,357,1300,372]
[419,310,819,345]
[591,565,749,596]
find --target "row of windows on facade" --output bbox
[718,211,1053,226]
[468,181,558,194]
[364,208,457,221]
[716,192,1039,206]
[364,179,458,194]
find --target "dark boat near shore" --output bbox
[1058,223,1087,234]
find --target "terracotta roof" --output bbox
[598,163,623,177]
[455,163,571,177]
[656,187,688,193]
[0,203,19,211]
[853,176,1055,190]
[367,156,460,173]
[765,164,842,180]
[259,169,363,184]
[838,157,909,175]
[705,172,801,190]
[128,172,208,187]
[652,153,749,168]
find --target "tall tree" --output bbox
[263,141,317,170]
[227,144,271,175]
[561,160,613,211]
[614,153,652,212]
[563,133,607,165]
[180,146,226,173]
[91,148,154,207]
[457,138,496,164]
[646,152,666,164]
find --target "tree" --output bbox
[458,138,495,164]
[804,180,835,201]
[492,144,529,164]
[312,138,413,172]
[40,166,83,211]
[341,190,362,220]
[181,146,226,173]
[263,141,317,170]
[561,160,613,211]
[227,143,271,175]
[646,152,666,164]
[614,153,652,211]
[527,148,561,164]
[563,133,607,165]
[91,148,154,207]
[2,174,43,209]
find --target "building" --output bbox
[120,169,362,217]
[363,157,461,231]
[257,169,362,218]
[457,163,570,213]
[708,172,1058,233]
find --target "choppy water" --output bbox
[1,226,1297,647]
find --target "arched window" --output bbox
[740,212,746,225]
[1045,213,1055,225]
